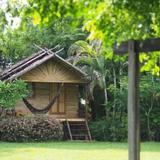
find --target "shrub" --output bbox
[89,118,127,142]
[0,115,63,142]
[0,107,16,118]
[0,80,28,109]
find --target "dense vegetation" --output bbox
[0,80,28,109]
[89,74,160,141]
[0,115,63,142]
[0,0,159,142]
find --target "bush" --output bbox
[0,115,63,142]
[0,107,16,118]
[89,118,127,142]
[0,80,28,109]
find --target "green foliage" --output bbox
[0,0,159,74]
[108,76,128,110]
[24,0,87,27]
[1,0,159,74]
[68,40,108,100]
[68,40,94,56]
[22,0,160,75]
[89,118,127,142]
[0,80,28,109]
[0,115,63,142]
[69,40,159,142]
[0,20,86,62]
[140,75,160,141]
[91,73,160,142]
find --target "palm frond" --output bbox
[73,55,92,66]
[67,40,95,56]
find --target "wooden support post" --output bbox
[128,41,140,160]
[85,120,92,140]
[114,37,160,160]
[66,120,73,140]
[84,84,88,121]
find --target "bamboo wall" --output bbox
[15,83,79,118]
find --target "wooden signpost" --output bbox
[113,38,160,160]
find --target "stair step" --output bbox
[71,128,87,131]
[69,124,86,126]
[72,134,88,137]
[70,126,86,128]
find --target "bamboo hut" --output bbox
[0,48,91,140]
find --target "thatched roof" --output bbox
[0,48,87,82]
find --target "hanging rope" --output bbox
[22,83,63,114]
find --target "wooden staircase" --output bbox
[63,119,92,141]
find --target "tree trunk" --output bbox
[112,67,117,140]
[113,67,117,120]
[147,96,154,141]
[103,76,108,118]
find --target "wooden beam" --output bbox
[114,41,129,54]
[66,120,73,140]
[85,120,92,140]
[128,41,140,160]
[114,38,160,54]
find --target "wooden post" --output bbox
[84,84,88,120]
[113,37,160,160]
[66,120,73,140]
[128,40,140,160]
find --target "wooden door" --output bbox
[49,83,65,114]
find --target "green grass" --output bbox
[0,142,159,160]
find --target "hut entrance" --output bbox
[49,83,65,114]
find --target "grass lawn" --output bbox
[0,141,159,160]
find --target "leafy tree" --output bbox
[22,0,160,75]
[0,20,87,64]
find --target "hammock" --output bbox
[23,83,63,114]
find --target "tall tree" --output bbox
[22,0,160,76]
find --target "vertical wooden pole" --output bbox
[128,40,140,160]
[66,120,73,140]
[84,84,88,120]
